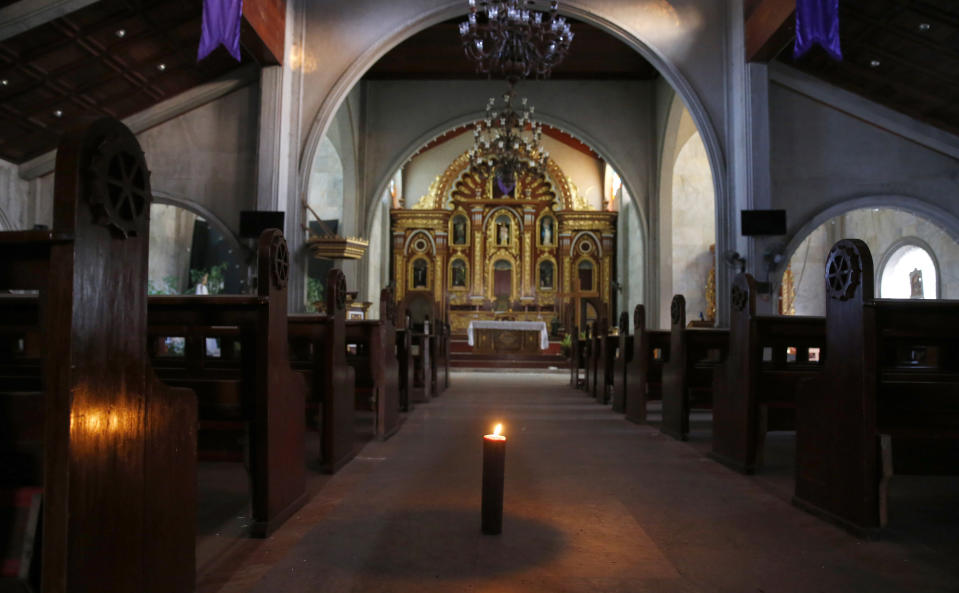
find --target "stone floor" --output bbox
[197,372,959,593]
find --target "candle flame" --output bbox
[493,423,503,436]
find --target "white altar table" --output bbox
[467,320,549,353]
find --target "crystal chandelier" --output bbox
[468,90,549,187]
[459,0,574,86]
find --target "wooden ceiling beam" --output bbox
[745,0,795,63]
[241,0,284,66]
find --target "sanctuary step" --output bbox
[449,338,567,369]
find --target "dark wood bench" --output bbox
[288,268,357,474]
[0,117,195,592]
[611,311,633,413]
[345,288,402,441]
[624,305,670,424]
[581,323,593,395]
[794,239,959,537]
[589,318,616,404]
[410,327,433,403]
[396,311,415,412]
[661,295,729,440]
[710,273,825,474]
[148,229,307,537]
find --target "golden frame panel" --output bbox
[407,255,433,292]
[486,249,519,303]
[535,254,558,293]
[448,256,470,291]
[449,208,470,248]
[573,255,599,296]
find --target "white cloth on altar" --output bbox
[467,320,549,350]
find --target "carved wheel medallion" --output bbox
[271,235,289,289]
[670,296,684,326]
[825,244,860,301]
[87,134,150,238]
[731,285,748,312]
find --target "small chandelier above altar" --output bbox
[469,90,549,186]
[459,0,574,86]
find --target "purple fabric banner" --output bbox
[197,0,243,62]
[794,0,842,60]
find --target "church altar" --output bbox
[467,320,549,354]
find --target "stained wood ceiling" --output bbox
[0,0,251,164]
[778,0,959,137]
[364,17,659,81]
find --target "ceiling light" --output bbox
[115,29,126,38]
[157,63,166,71]
[869,59,881,68]
[918,23,931,32]
[53,109,63,118]
[0,79,8,87]
[460,0,574,87]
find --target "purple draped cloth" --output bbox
[197,0,243,62]
[794,0,842,60]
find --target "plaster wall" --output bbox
[617,190,644,318]
[670,132,715,327]
[362,79,655,227]
[297,0,729,174]
[403,132,473,208]
[0,158,27,229]
[770,82,959,244]
[136,84,260,232]
[787,208,959,315]
[148,203,199,294]
[307,136,345,221]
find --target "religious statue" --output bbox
[452,261,467,287]
[452,216,466,245]
[539,261,554,289]
[541,217,553,245]
[496,217,510,245]
[413,260,428,288]
[910,268,924,299]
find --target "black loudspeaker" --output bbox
[740,209,786,236]
[239,210,284,238]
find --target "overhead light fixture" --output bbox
[918,23,931,32]
[157,63,167,71]
[459,0,574,87]
[468,89,549,184]
[0,79,8,87]
[115,29,126,38]
[869,59,881,68]
[53,109,63,118]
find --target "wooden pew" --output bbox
[611,311,632,413]
[624,305,670,424]
[410,324,433,403]
[568,322,580,387]
[396,311,415,412]
[148,229,307,536]
[710,273,825,473]
[344,287,401,441]
[0,117,195,593]
[661,295,729,440]
[288,268,357,473]
[794,239,959,537]
[581,323,593,394]
[589,319,606,401]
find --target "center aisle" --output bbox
[204,372,957,593]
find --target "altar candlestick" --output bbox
[482,423,506,534]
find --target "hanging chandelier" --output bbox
[469,90,549,188]
[459,0,574,86]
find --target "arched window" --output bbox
[880,242,939,299]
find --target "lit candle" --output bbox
[482,423,507,534]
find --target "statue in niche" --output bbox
[910,268,924,299]
[413,259,428,288]
[539,261,554,289]
[496,216,511,246]
[451,260,467,287]
[452,216,467,245]
[541,217,553,245]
